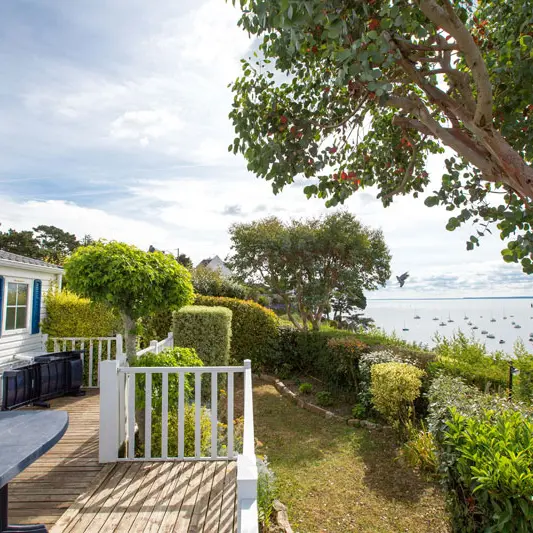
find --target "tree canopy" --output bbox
[0,223,88,265]
[33,225,80,264]
[65,241,194,359]
[229,0,533,272]
[228,212,391,330]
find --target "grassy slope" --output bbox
[253,381,450,533]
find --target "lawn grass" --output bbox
[253,380,450,533]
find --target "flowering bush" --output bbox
[370,362,425,437]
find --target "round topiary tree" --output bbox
[64,241,194,361]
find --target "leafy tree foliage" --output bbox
[0,224,41,258]
[228,212,391,330]
[191,266,249,299]
[0,223,82,264]
[65,241,194,360]
[177,253,193,269]
[33,225,80,265]
[230,0,533,272]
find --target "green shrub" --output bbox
[173,305,232,366]
[326,337,368,393]
[443,408,533,532]
[356,327,428,351]
[400,426,438,476]
[513,340,533,403]
[139,310,172,348]
[351,403,366,419]
[130,347,203,410]
[257,457,278,528]
[370,362,425,437]
[298,382,313,394]
[42,289,120,338]
[429,332,509,392]
[195,296,278,366]
[192,267,248,299]
[276,326,358,376]
[315,391,334,407]
[149,405,211,458]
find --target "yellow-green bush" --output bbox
[371,362,425,437]
[42,290,121,337]
[173,305,232,366]
[152,405,211,458]
[195,296,279,366]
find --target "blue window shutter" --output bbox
[31,279,42,334]
[0,276,4,337]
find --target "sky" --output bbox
[0,0,531,299]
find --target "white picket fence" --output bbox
[99,358,258,533]
[135,332,174,357]
[48,334,123,388]
[47,332,175,387]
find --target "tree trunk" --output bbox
[121,313,137,362]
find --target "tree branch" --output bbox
[383,128,419,199]
[417,0,493,127]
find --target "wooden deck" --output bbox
[7,391,238,533]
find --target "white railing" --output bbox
[98,358,258,532]
[48,334,123,388]
[136,332,173,357]
[237,360,259,533]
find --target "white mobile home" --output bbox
[0,250,63,367]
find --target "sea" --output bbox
[365,298,533,354]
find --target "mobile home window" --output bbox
[5,282,29,330]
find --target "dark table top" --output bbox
[0,410,68,487]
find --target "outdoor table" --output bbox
[0,411,68,532]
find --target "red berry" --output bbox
[280,115,288,124]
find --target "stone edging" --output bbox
[271,500,293,533]
[258,373,385,430]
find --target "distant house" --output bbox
[197,255,232,278]
[0,250,63,366]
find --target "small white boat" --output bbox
[487,334,495,339]
[515,324,522,329]
[433,317,439,321]
[467,321,473,326]
[512,321,516,325]
[490,318,496,323]
[481,330,488,334]
[414,314,421,320]
[439,321,446,326]
[473,326,479,330]
[499,339,505,344]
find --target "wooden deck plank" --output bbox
[188,461,216,533]
[218,462,237,533]
[202,462,229,533]
[174,462,206,533]
[7,391,105,531]
[144,463,183,533]
[158,462,196,533]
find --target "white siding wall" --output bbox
[0,264,61,366]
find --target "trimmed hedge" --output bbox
[173,305,232,366]
[42,290,121,337]
[195,296,279,366]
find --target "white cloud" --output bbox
[109,109,183,145]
